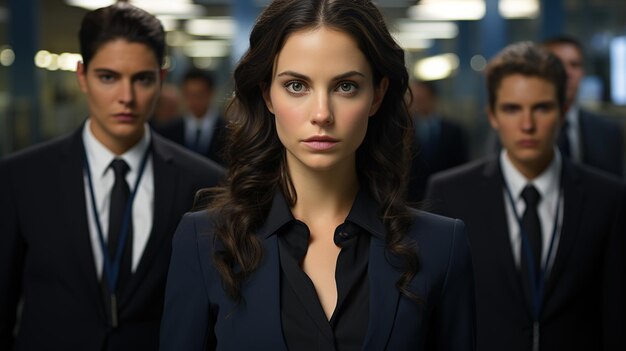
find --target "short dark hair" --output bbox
[182,69,215,90]
[542,35,585,60]
[79,2,165,69]
[485,41,567,111]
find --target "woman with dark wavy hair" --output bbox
[160,0,475,350]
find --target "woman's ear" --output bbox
[369,77,389,116]
[261,83,274,114]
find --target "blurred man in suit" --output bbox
[156,69,228,165]
[0,3,224,350]
[426,42,625,351]
[407,80,468,203]
[543,35,625,177]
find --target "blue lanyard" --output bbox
[82,143,151,293]
[502,178,561,321]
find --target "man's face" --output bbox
[182,78,213,119]
[545,42,584,106]
[77,39,163,154]
[489,74,563,178]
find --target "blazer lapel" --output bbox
[542,161,584,312]
[362,236,402,351]
[60,129,106,317]
[120,137,179,305]
[481,159,533,318]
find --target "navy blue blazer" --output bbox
[160,194,476,351]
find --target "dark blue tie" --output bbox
[108,159,132,293]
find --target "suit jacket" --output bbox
[160,194,476,350]
[408,117,468,203]
[0,128,225,351]
[155,116,228,166]
[425,156,626,351]
[578,109,625,177]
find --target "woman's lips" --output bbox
[302,136,339,151]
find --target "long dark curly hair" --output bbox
[209,0,419,303]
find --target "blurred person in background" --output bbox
[150,83,182,128]
[0,3,223,350]
[156,68,228,165]
[406,79,468,204]
[543,35,625,177]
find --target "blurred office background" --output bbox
[1,0,625,159]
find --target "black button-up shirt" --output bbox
[273,190,373,351]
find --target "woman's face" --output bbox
[263,27,388,175]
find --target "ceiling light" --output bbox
[185,18,235,38]
[396,21,459,39]
[499,0,539,19]
[65,0,205,16]
[392,33,433,50]
[183,40,230,58]
[414,53,459,81]
[408,0,485,21]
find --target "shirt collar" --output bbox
[185,109,217,130]
[82,119,151,179]
[500,147,562,201]
[258,188,386,240]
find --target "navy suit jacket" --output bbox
[0,128,224,351]
[160,195,476,350]
[425,156,626,351]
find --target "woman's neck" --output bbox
[288,161,359,227]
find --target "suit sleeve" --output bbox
[432,219,476,350]
[160,213,215,351]
[602,184,626,349]
[0,160,24,350]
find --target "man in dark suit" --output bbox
[543,35,625,177]
[0,3,224,351]
[407,80,468,203]
[156,69,228,165]
[426,42,626,351]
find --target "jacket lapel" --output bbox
[362,236,402,351]
[120,136,179,305]
[61,129,106,317]
[542,161,584,313]
[481,158,533,318]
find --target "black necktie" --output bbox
[521,185,542,276]
[557,122,570,158]
[108,159,132,293]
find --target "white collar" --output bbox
[82,119,152,180]
[500,148,562,202]
[184,109,216,130]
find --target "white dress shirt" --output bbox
[184,109,218,152]
[500,149,564,274]
[82,120,154,277]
